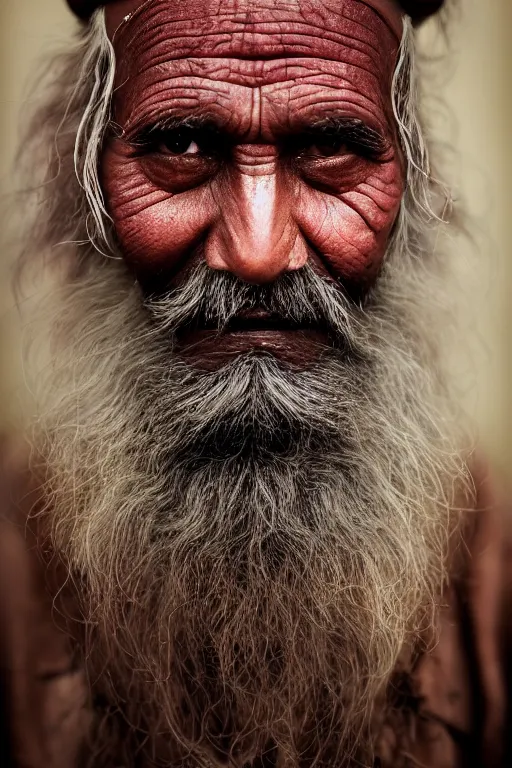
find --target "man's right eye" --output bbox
[130,125,223,194]
[157,129,201,156]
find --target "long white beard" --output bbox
[24,234,470,766]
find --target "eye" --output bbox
[132,124,222,194]
[306,138,348,158]
[158,129,201,156]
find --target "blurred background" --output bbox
[0,0,510,479]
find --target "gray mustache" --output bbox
[144,263,358,339]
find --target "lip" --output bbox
[175,311,333,370]
[190,308,326,334]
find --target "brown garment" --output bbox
[376,463,511,768]
[0,444,510,768]
[0,442,89,768]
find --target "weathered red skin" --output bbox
[102,0,403,279]
[101,0,404,362]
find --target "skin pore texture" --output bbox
[17,0,470,766]
[101,0,404,364]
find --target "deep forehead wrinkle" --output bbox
[110,0,399,78]
[110,0,400,140]
[116,61,395,140]
[117,57,387,88]
[107,0,403,41]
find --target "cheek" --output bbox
[101,146,216,276]
[296,159,403,285]
[102,142,403,288]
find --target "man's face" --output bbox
[102,0,403,364]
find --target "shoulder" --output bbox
[377,458,512,768]
[417,459,511,767]
[0,436,90,768]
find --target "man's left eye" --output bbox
[305,139,348,158]
[158,130,201,156]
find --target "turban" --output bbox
[67,0,446,26]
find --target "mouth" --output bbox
[175,309,333,370]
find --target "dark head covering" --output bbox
[67,0,445,25]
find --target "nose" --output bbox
[204,146,308,284]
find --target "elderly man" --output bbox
[1,0,511,766]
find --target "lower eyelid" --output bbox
[158,144,200,156]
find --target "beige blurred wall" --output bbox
[423,0,512,478]
[0,0,510,477]
[0,0,76,423]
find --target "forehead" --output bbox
[110,0,400,134]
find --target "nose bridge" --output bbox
[205,145,307,284]
[237,148,283,267]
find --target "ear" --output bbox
[399,0,445,24]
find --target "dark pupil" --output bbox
[163,129,193,154]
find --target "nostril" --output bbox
[287,232,309,272]
[204,222,304,285]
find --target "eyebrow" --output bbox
[126,114,390,160]
[297,116,390,158]
[123,114,221,143]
